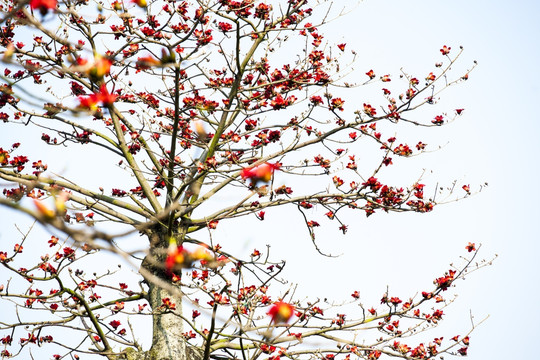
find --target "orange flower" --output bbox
[465,242,476,253]
[165,245,188,272]
[75,55,112,81]
[54,191,69,213]
[191,246,213,262]
[267,301,294,324]
[425,72,436,82]
[90,55,112,80]
[33,199,55,219]
[136,55,161,70]
[165,245,214,272]
[241,162,280,185]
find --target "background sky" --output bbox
[0,0,539,359]
[315,0,540,358]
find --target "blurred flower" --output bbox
[267,301,294,324]
[33,199,54,219]
[241,162,280,185]
[131,0,147,7]
[30,0,57,15]
[78,84,116,110]
[165,244,214,272]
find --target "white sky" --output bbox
[0,0,539,359]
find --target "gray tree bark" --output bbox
[118,229,203,360]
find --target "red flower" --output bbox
[366,69,375,79]
[389,297,402,305]
[426,72,436,81]
[161,297,176,310]
[381,74,391,82]
[363,103,376,116]
[440,45,451,55]
[113,301,124,312]
[465,242,476,252]
[337,43,346,51]
[332,176,344,187]
[456,108,464,115]
[241,162,280,184]
[267,301,294,323]
[330,97,345,111]
[79,84,116,110]
[94,84,116,105]
[165,245,188,272]
[218,22,233,32]
[307,220,320,227]
[432,115,444,125]
[30,0,57,14]
[109,320,121,329]
[434,270,456,290]
[310,95,323,105]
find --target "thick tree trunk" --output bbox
[146,282,187,360]
[121,284,202,359]
[123,230,203,360]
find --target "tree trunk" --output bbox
[121,282,203,360]
[146,282,187,360]
[124,230,203,360]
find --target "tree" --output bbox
[0,1,491,359]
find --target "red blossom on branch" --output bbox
[440,45,451,55]
[0,1,483,358]
[466,242,476,252]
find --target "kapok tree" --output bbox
[0,1,490,359]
